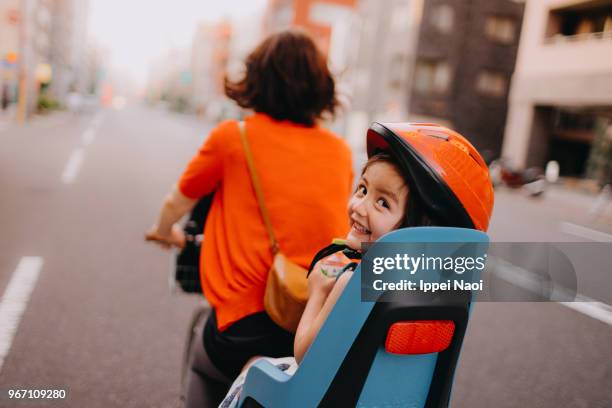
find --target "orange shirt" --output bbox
[178,113,353,330]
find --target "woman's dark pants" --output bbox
[182,309,294,408]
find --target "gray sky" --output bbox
[89,0,267,86]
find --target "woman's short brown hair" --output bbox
[224,29,338,127]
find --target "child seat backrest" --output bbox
[239,227,489,408]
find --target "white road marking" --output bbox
[0,256,43,371]
[81,127,96,146]
[559,297,612,326]
[61,148,84,184]
[61,114,103,184]
[488,256,612,327]
[560,222,612,242]
[81,112,104,146]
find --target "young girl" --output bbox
[219,122,494,407]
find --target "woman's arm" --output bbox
[145,184,197,248]
[294,271,353,363]
[146,122,226,248]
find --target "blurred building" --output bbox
[1,0,92,120]
[348,0,524,157]
[147,20,235,116]
[17,0,54,118]
[348,0,420,149]
[502,0,612,181]
[263,0,359,135]
[191,23,216,116]
[264,0,359,82]
[190,2,358,122]
[264,0,358,61]
[190,20,233,117]
[410,0,524,158]
[146,47,193,112]
[81,42,105,96]
[49,0,89,103]
[0,0,21,111]
[226,16,262,80]
[211,21,231,95]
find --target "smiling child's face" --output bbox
[346,161,409,247]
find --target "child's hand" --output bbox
[308,262,336,296]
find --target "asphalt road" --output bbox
[0,106,610,407]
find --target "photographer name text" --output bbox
[372,279,484,293]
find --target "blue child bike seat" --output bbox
[239,227,489,407]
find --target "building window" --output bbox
[430,4,454,34]
[606,15,612,32]
[485,15,516,44]
[414,60,451,94]
[475,71,506,97]
[546,1,612,42]
[389,54,405,89]
[390,1,412,32]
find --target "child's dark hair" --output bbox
[361,152,436,228]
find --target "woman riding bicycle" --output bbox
[145,29,354,407]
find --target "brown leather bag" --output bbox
[238,121,308,333]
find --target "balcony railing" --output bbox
[544,30,612,44]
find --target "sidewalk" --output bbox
[0,106,16,133]
[0,109,76,135]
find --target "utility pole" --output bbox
[16,0,28,124]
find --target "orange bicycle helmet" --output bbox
[367,122,494,232]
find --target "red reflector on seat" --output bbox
[385,321,455,355]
